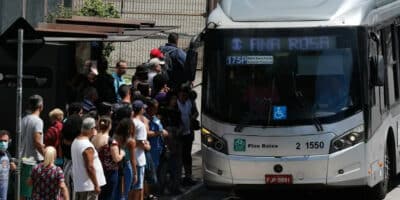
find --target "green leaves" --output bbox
[46,0,120,64]
[79,0,120,18]
[79,0,120,62]
[46,3,74,23]
[102,42,115,60]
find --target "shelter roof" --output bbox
[35,16,177,42]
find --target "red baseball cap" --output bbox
[150,48,164,59]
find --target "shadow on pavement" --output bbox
[159,151,203,200]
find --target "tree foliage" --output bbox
[46,3,74,23]
[79,0,120,61]
[79,0,120,18]
[47,0,120,61]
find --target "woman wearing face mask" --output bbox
[0,130,16,200]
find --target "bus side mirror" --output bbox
[184,34,201,82]
[185,29,207,82]
[185,46,198,79]
[370,55,385,86]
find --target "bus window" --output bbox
[393,25,400,101]
[380,27,390,109]
[381,26,400,106]
[369,33,378,106]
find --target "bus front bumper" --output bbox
[202,143,367,189]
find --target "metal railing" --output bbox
[72,0,207,69]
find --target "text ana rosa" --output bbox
[238,36,335,52]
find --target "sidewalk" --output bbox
[159,150,205,200]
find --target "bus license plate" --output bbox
[265,175,293,184]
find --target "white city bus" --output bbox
[200,0,400,199]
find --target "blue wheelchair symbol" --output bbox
[273,106,287,120]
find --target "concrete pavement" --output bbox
[159,151,204,200]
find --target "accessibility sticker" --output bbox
[273,106,287,120]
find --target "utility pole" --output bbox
[22,0,26,18]
[16,2,25,199]
[15,28,24,200]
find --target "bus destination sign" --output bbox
[229,36,336,52]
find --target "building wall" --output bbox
[26,0,45,28]
[0,0,23,33]
[0,0,49,34]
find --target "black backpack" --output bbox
[160,47,186,89]
[159,48,174,76]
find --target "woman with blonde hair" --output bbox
[44,108,64,161]
[29,146,69,200]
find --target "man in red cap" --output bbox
[149,48,168,81]
[150,48,164,59]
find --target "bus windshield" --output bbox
[202,28,363,126]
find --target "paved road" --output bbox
[193,177,400,200]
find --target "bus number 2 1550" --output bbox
[296,141,325,150]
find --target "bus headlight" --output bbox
[330,125,365,154]
[201,128,228,154]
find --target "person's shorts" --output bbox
[131,165,145,190]
[20,162,36,197]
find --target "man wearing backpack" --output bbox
[160,33,188,91]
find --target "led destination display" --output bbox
[228,36,337,52]
[226,36,337,65]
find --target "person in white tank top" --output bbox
[71,117,106,200]
[131,100,151,200]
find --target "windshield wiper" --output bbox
[291,72,323,132]
[235,97,273,132]
[234,113,251,132]
[295,90,324,132]
[265,97,273,126]
[234,123,246,133]
[264,78,277,127]
[312,112,324,132]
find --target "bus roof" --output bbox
[209,0,400,28]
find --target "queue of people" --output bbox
[0,32,199,200]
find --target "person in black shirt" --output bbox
[61,114,82,198]
[159,92,185,194]
[95,59,118,104]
